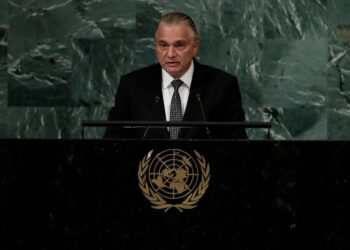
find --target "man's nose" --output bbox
[167,45,176,57]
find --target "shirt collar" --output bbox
[162,60,194,90]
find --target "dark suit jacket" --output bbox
[103,60,247,139]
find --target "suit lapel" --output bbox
[182,61,206,121]
[146,64,169,138]
[146,64,165,121]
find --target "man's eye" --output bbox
[158,43,169,48]
[175,43,186,49]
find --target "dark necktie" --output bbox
[169,79,183,139]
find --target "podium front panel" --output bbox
[1,139,349,249]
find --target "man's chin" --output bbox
[164,68,182,78]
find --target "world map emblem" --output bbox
[138,149,210,212]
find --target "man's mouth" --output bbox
[166,62,179,67]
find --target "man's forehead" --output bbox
[156,39,188,43]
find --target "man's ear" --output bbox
[193,40,200,55]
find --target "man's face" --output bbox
[154,22,199,79]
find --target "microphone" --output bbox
[196,93,212,139]
[143,96,161,139]
[154,96,161,104]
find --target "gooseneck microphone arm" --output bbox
[196,94,212,139]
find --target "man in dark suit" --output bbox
[104,12,247,140]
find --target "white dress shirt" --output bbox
[161,60,194,121]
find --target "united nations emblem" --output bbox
[138,149,210,212]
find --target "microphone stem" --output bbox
[196,94,212,139]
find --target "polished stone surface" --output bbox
[1,139,349,249]
[0,0,350,139]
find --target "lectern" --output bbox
[1,139,349,249]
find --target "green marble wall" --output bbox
[0,0,349,139]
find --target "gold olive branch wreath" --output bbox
[138,150,210,212]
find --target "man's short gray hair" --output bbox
[157,12,199,41]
